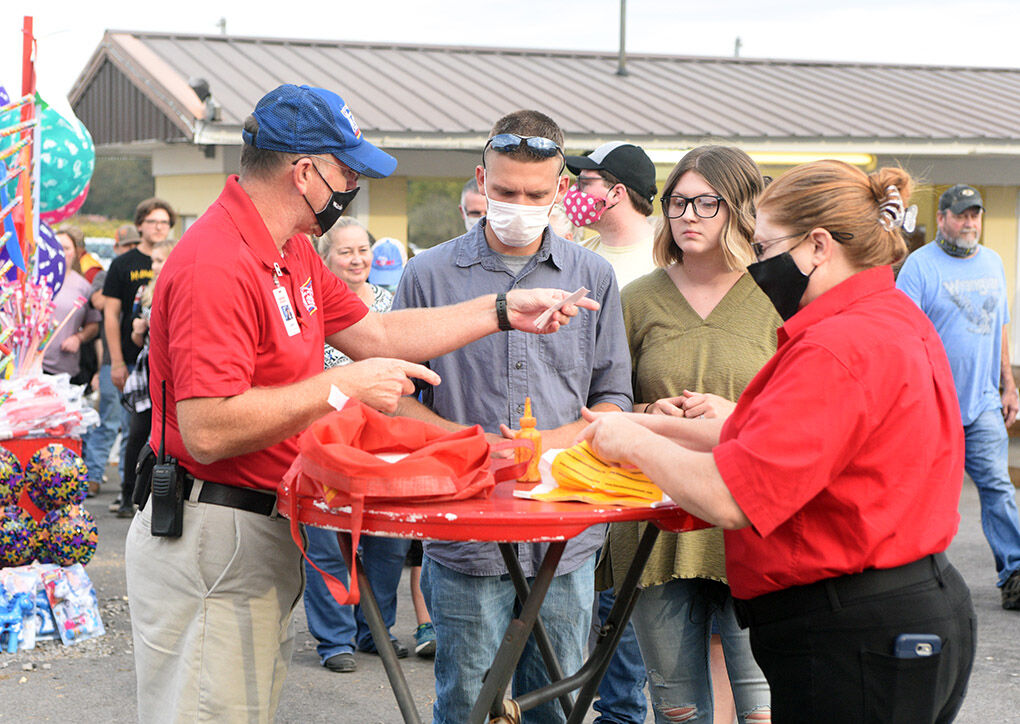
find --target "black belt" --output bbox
[183,475,277,517]
[733,552,950,628]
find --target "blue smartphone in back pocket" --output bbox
[894,633,942,658]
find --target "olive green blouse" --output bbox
[597,268,781,590]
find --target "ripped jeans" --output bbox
[631,577,770,723]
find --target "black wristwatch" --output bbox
[495,292,512,331]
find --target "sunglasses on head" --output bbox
[483,134,564,171]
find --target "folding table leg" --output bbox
[508,523,661,722]
[467,541,566,724]
[499,542,574,719]
[337,532,422,724]
[563,523,660,723]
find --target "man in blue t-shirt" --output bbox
[898,183,1020,610]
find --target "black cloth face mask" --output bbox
[747,246,816,321]
[304,164,359,234]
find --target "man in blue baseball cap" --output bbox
[125,83,600,721]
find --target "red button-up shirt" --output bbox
[148,176,368,492]
[714,266,964,599]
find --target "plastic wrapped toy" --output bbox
[0,447,23,505]
[0,589,33,652]
[0,564,42,649]
[25,443,87,510]
[0,504,38,566]
[41,563,104,645]
[40,504,96,566]
[0,374,100,439]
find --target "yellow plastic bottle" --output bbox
[514,397,543,483]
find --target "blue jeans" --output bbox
[302,526,410,663]
[631,578,770,723]
[421,554,595,724]
[82,364,122,484]
[964,408,1020,586]
[592,588,647,724]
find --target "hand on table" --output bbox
[576,412,650,469]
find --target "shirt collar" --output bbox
[218,175,299,272]
[455,218,566,271]
[777,265,893,346]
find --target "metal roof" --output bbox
[69,31,1020,154]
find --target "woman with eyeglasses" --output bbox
[597,145,778,723]
[582,160,976,723]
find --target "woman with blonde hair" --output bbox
[582,160,976,722]
[600,145,778,723]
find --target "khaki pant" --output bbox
[125,482,304,723]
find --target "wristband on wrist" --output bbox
[495,293,512,332]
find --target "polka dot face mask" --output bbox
[563,184,612,227]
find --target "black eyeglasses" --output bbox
[751,229,854,261]
[661,194,725,219]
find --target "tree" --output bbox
[79,157,154,220]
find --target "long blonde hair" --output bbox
[653,145,764,271]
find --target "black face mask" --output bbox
[305,164,359,234]
[747,250,816,321]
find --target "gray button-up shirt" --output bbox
[392,221,632,577]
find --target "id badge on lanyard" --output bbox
[273,263,301,337]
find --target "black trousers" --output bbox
[737,555,976,723]
[122,407,152,506]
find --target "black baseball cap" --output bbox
[565,142,657,202]
[939,184,984,215]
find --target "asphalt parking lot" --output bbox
[2,474,1018,723]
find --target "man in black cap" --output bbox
[125,83,596,721]
[563,141,658,288]
[898,183,1020,611]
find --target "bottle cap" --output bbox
[519,397,536,427]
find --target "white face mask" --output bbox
[463,213,483,233]
[484,194,554,247]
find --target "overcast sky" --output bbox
[2,0,1018,106]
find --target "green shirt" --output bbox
[598,268,781,589]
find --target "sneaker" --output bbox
[1003,570,1020,610]
[108,495,122,513]
[414,622,436,658]
[115,504,135,519]
[323,652,356,673]
[86,480,100,498]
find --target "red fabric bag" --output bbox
[280,400,530,604]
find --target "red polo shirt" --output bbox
[147,176,368,492]
[714,266,964,599]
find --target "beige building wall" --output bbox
[155,173,229,235]
[368,176,408,244]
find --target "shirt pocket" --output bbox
[535,320,587,373]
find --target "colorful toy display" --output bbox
[36,106,94,223]
[0,376,100,439]
[25,443,87,509]
[0,446,23,504]
[41,563,104,644]
[40,504,97,566]
[0,504,39,566]
[0,588,33,652]
[27,220,65,294]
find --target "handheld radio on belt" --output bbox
[150,379,185,537]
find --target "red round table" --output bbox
[280,480,709,723]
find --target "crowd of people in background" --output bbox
[52,82,1020,724]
